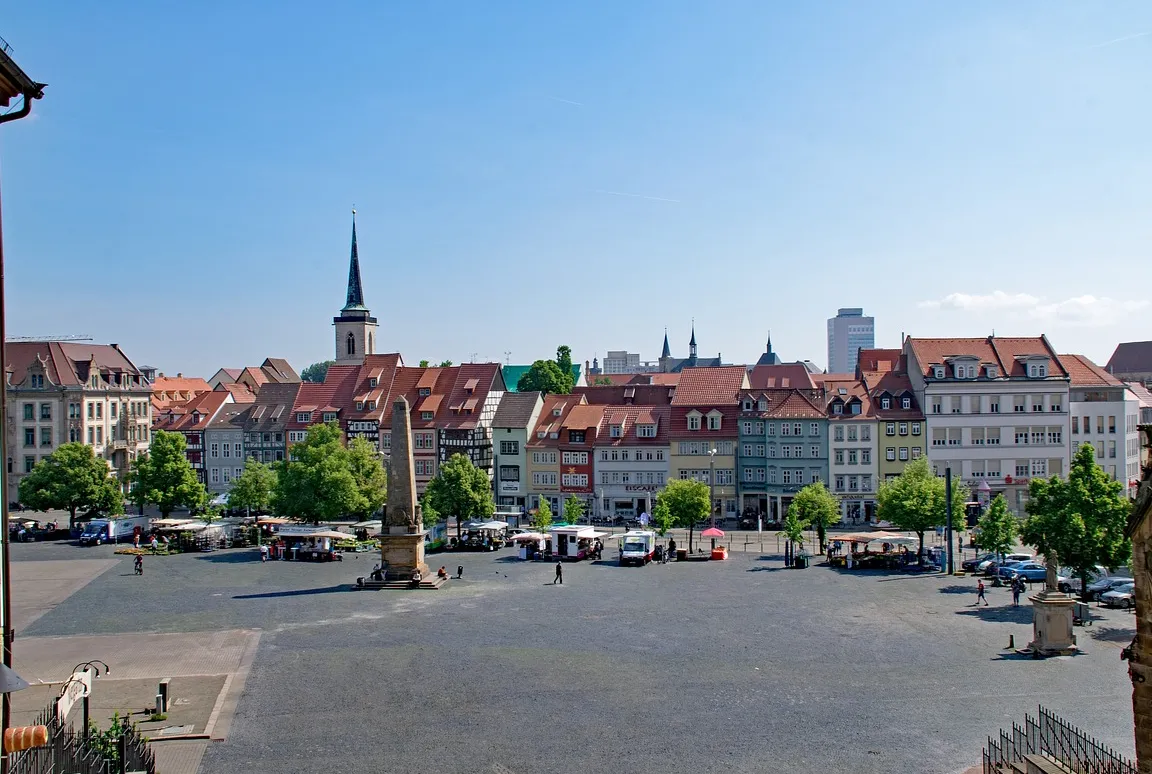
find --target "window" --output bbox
[610,425,622,438]
[810,423,819,436]
[989,399,1000,413]
[356,402,364,411]
[861,425,870,442]
[742,443,753,457]
[743,467,754,483]
[1108,440,1117,458]
[886,422,895,436]
[861,449,871,464]
[568,430,586,443]
[742,399,753,411]
[30,374,43,389]
[741,421,753,435]
[211,468,220,484]
[834,475,845,492]
[848,476,859,491]
[862,475,872,492]
[222,468,231,484]
[834,427,844,442]
[322,412,337,423]
[39,403,51,420]
[23,428,35,447]
[886,447,896,461]
[847,427,858,442]
[22,404,32,421]
[848,450,858,465]
[834,449,844,464]
[110,402,117,419]
[1050,399,1062,412]
[656,450,664,461]
[1109,416,1117,434]
[767,423,775,436]
[637,424,656,439]
[1014,397,1026,413]
[23,456,34,473]
[95,404,102,419]
[1048,429,1062,445]
[68,403,80,419]
[809,445,818,458]
[1031,459,1047,476]
[1032,400,1043,413]
[793,445,803,458]
[911,422,921,436]
[931,399,942,414]
[1072,416,1079,434]
[782,470,792,485]
[899,447,909,461]
[500,441,519,455]
[561,451,588,465]
[933,367,944,379]
[767,446,776,458]
[210,442,219,457]
[296,412,311,423]
[708,415,722,431]
[833,403,843,415]
[880,397,890,409]
[901,397,911,410]
[898,423,908,436]
[911,447,921,459]
[688,415,701,431]
[39,427,51,447]
[783,445,793,459]
[781,423,790,436]
[87,427,94,444]
[87,403,94,419]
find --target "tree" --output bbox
[418,360,430,368]
[782,507,806,555]
[1022,444,1132,600]
[129,431,208,518]
[788,481,840,552]
[438,360,453,367]
[650,498,673,536]
[592,376,615,386]
[562,496,585,525]
[272,423,363,522]
[974,494,1016,560]
[531,498,553,532]
[347,437,387,519]
[18,443,124,527]
[420,493,441,527]
[517,360,571,394]
[657,479,710,552]
[423,453,495,537]
[201,505,223,526]
[556,345,574,390]
[876,457,968,562]
[227,458,276,514]
[300,360,334,383]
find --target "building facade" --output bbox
[527,395,584,515]
[593,406,670,520]
[491,392,544,511]
[203,404,248,497]
[821,378,878,523]
[826,307,875,375]
[857,349,926,484]
[1061,354,1142,495]
[737,389,827,522]
[906,336,1071,516]
[669,367,748,519]
[152,391,234,483]
[6,342,153,502]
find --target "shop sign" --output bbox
[624,485,659,492]
[499,481,520,494]
[57,669,92,721]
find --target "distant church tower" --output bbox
[333,210,378,365]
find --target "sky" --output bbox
[1,1,1150,377]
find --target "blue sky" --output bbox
[1,1,1150,377]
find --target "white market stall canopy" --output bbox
[833,531,917,545]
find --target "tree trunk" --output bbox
[68,506,77,529]
[917,531,925,564]
[688,525,695,554]
[817,522,827,553]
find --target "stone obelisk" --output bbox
[380,396,428,581]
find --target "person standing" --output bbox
[260,543,269,563]
[976,579,989,606]
[553,561,563,585]
[150,535,159,554]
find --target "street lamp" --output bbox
[66,661,108,738]
[708,446,718,528]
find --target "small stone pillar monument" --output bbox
[379,396,429,581]
[1025,557,1078,657]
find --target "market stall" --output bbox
[549,525,608,561]
[455,521,509,551]
[511,531,548,560]
[827,531,918,569]
[271,526,349,561]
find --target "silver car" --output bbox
[1101,583,1136,609]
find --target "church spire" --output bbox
[661,328,671,359]
[689,320,697,358]
[343,209,366,311]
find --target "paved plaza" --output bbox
[9,539,1138,774]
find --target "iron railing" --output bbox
[7,696,156,774]
[983,705,1136,774]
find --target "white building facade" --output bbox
[593,406,670,520]
[905,336,1071,516]
[826,308,875,375]
[1061,354,1142,496]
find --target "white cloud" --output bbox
[918,290,1148,328]
[918,291,1039,311]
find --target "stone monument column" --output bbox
[1025,552,1078,657]
[379,396,429,581]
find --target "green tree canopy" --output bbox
[876,457,968,561]
[438,360,454,367]
[556,345,573,383]
[129,430,208,518]
[531,498,553,532]
[418,360,430,368]
[272,423,363,522]
[788,481,840,552]
[424,453,495,536]
[1022,443,1131,599]
[300,361,334,383]
[347,437,388,519]
[227,458,277,513]
[650,498,674,536]
[657,478,710,552]
[18,442,123,526]
[974,494,1017,558]
[420,493,441,526]
[782,508,806,552]
[562,495,585,525]
[517,359,571,394]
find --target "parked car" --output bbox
[963,553,997,573]
[997,561,1032,581]
[982,552,1033,576]
[1007,562,1048,583]
[1088,576,1135,601]
[1101,583,1136,609]
[1057,565,1108,594]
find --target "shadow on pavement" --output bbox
[194,551,260,564]
[955,605,1033,623]
[938,584,978,595]
[1089,625,1136,644]
[233,585,351,599]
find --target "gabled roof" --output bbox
[906,335,1067,379]
[205,403,248,431]
[288,365,360,430]
[596,405,670,446]
[240,366,269,386]
[1126,382,1152,408]
[155,391,231,432]
[739,389,826,419]
[1059,354,1124,388]
[216,382,257,403]
[670,366,748,406]
[261,358,300,383]
[747,364,816,391]
[574,384,675,406]
[5,342,149,390]
[1108,342,1152,374]
[856,348,902,374]
[861,371,923,419]
[492,392,544,429]
[241,382,302,432]
[816,377,874,419]
[528,394,587,446]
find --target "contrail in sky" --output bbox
[594,189,681,203]
[1086,30,1152,49]
[547,96,584,106]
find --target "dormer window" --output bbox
[610,425,622,438]
[191,413,200,425]
[369,377,378,388]
[636,423,656,438]
[549,431,558,439]
[880,397,890,410]
[322,412,337,422]
[707,411,722,431]
[296,412,311,423]
[553,408,562,417]
[849,402,861,415]
[832,402,843,415]
[757,399,768,411]
[537,430,546,438]
[29,374,44,389]
[421,411,434,420]
[418,387,431,397]
[687,411,702,431]
[901,396,911,410]
[356,401,364,411]
[986,366,998,378]
[742,399,753,411]
[933,366,945,379]
[568,430,586,443]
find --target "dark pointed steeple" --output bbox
[343,209,366,312]
[661,328,671,359]
[689,321,697,359]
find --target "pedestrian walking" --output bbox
[1011,579,1021,606]
[150,535,159,554]
[133,532,140,550]
[553,561,563,585]
[260,543,269,563]
[134,554,143,576]
[976,579,989,606]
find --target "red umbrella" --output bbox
[701,527,725,538]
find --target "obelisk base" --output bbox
[381,527,429,581]
[1022,589,1079,657]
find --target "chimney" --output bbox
[177,373,182,378]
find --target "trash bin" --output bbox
[795,554,809,569]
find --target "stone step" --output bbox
[355,575,447,591]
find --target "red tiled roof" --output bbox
[1126,381,1152,408]
[739,389,826,419]
[217,383,257,403]
[856,348,902,374]
[819,378,874,419]
[287,365,360,431]
[415,369,440,391]
[1058,354,1123,387]
[418,395,443,415]
[747,364,816,391]
[574,385,675,406]
[529,394,586,446]
[906,336,1067,379]
[989,337,1067,378]
[1108,342,1152,374]
[241,366,269,386]
[157,390,231,432]
[670,366,748,406]
[6,342,147,389]
[595,405,670,446]
[861,371,924,419]
[562,404,605,430]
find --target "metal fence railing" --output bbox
[7,696,156,774]
[983,705,1136,774]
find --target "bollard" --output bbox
[158,678,171,713]
[1007,634,1015,650]
[156,694,164,715]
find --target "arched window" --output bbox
[346,332,356,357]
[367,332,374,354]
